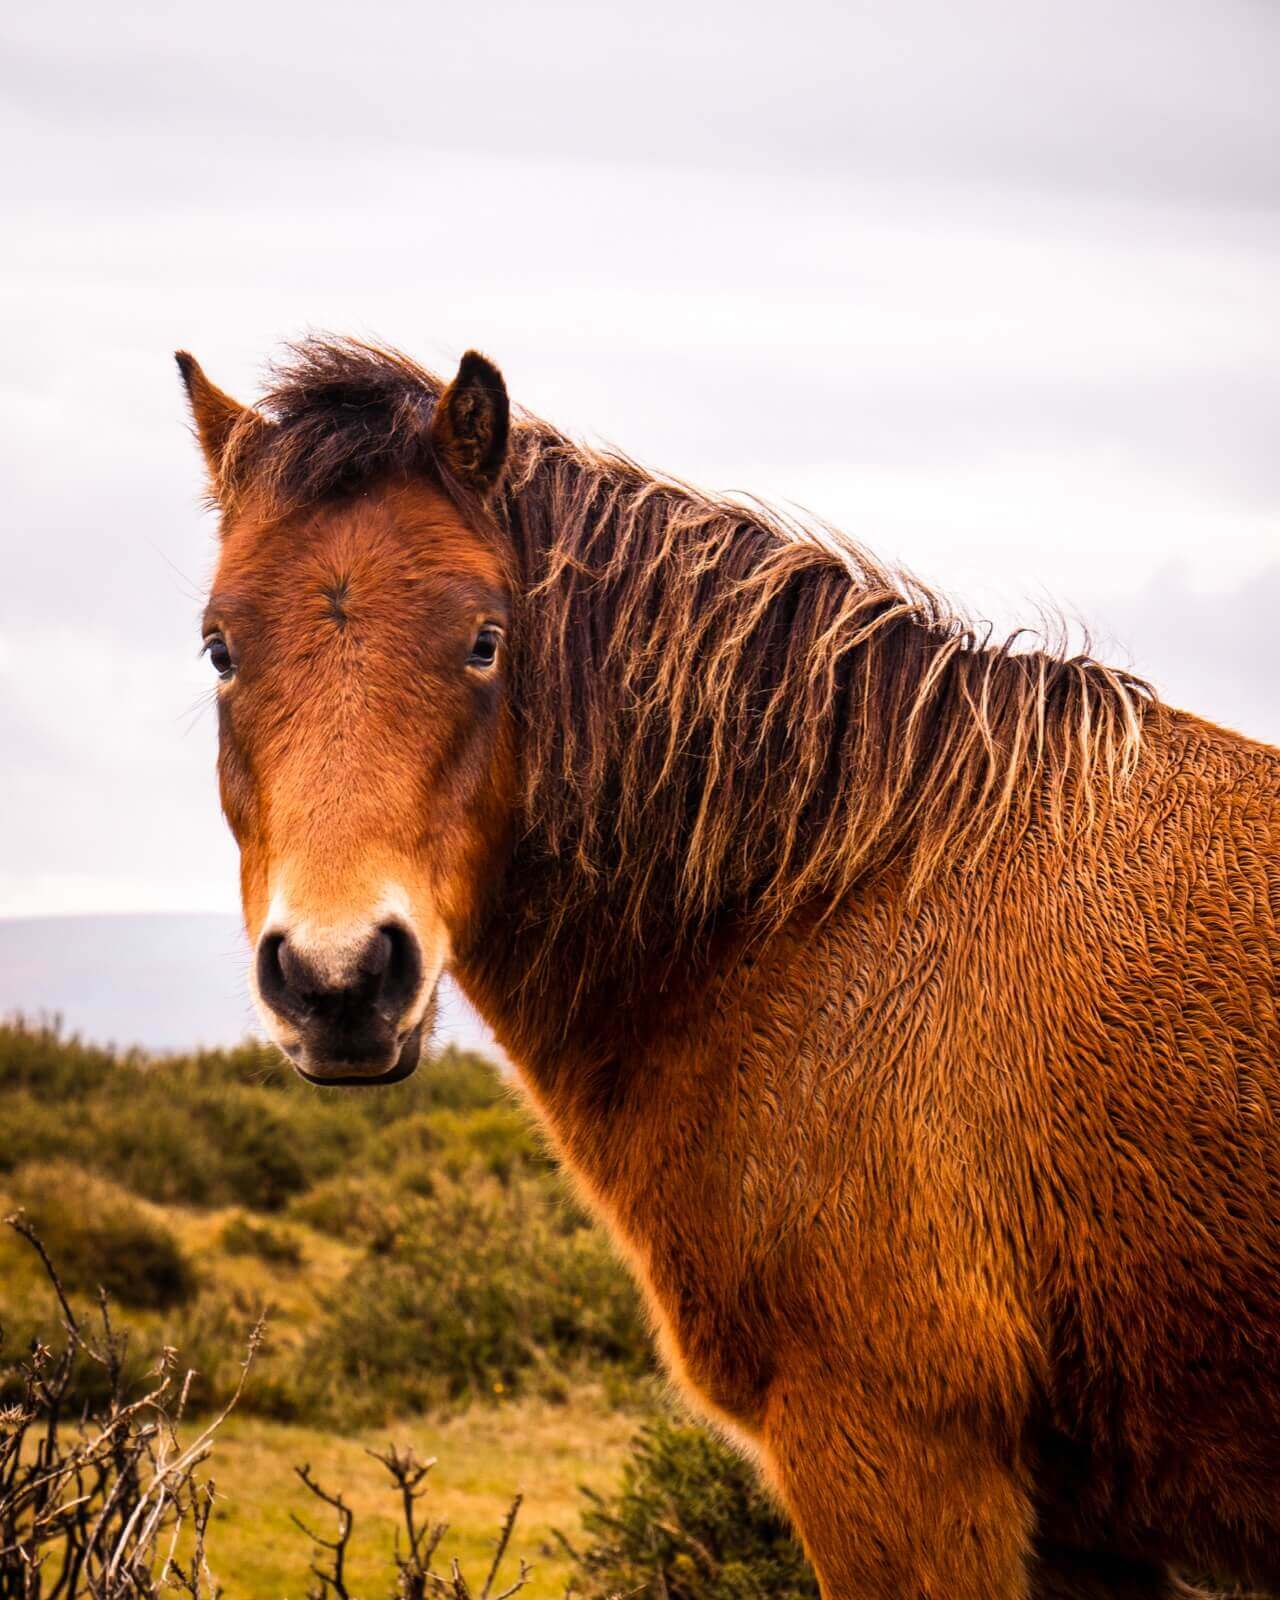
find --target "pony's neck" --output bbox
[457,437,1147,1079]
[453,875,730,1189]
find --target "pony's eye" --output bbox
[466,624,502,670]
[204,633,234,679]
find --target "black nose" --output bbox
[257,922,423,1072]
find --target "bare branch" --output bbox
[480,1495,524,1600]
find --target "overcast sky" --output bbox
[2,0,1277,920]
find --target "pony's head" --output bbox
[179,345,516,1084]
[181,339,1151,1082]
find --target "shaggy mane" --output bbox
[231,338,1152,947]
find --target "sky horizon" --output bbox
[2,0,1277,919]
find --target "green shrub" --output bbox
[292,1099,551,1242]
[190,1090,312,1211]
[408,1045,506,1112]
[219,1213,304,1267]
[373,1103,550,1189]
[5,1164,196,1310]
[0,1089,80,1174]
[301,1175,651,1421]
[77,1091,228,1208]
[565,1414,818,1600]
[86,1085,361,1212]
[0,1016,123,1099]
[287,1173,405,1246]
[0,1021,508,1219]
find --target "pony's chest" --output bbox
[622,1197,788,1434]
[593,1117,842,1433]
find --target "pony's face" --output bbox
[183,353,515,1084]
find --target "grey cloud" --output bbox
[4,0,1277,210]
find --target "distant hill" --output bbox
[0,913,499,1058]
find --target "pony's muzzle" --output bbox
[255,920,425,1085]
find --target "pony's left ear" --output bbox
[175,351,254,496]
[429,351,509,494]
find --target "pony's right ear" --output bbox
[175,351,252,496]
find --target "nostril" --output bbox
[277,936,317,996]
[256,932,293,1016]
[358,928,393,980]
[376,921,422,1019]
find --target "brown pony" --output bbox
[178,338,1280,1599]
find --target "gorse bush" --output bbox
[0,1018,505,1210]
[302,1175,651,1422]
[373,1103,554,1188]
[0,1018,123,1099]
[81,1086,319,1211]
[565,1414,819,1600]
[4,1164,196,1310]
[288,1104,557,1246]
[219,1212,305,1267]
[287,1170,404,1246]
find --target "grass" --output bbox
[0,1144,652,1596]
[194,1392,634,1598]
